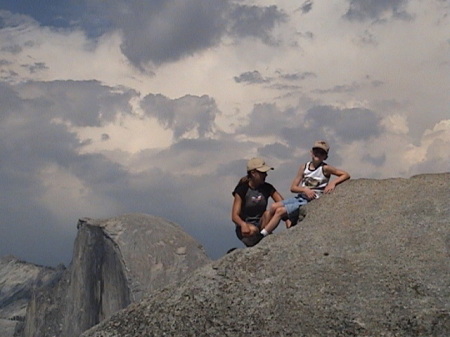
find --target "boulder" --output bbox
[22,213,210,337]
[82,173,450,337]
[0,256,63,337]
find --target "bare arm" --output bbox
[231,194,258,237]
[323,165,350,193]
[290,164,316,200]
[271,190,284,203]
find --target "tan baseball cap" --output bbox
[312,140,330,153]
[246,157,274,172]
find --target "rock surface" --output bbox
[83,173,450,337]
[21,213,210,337]
[0,256,63,337]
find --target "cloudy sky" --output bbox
[0,0,449,267]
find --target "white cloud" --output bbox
[381,114,409,135]
[408,119,450,175]
[0,0,449,266]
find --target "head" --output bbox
[311,140,329,161]
[246,157,273,184]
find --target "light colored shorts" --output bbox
[282,195,309,217]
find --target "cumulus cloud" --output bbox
[2,1,288,70]
[140,93,220,140]
[298,1,314,14]
[303,106,383,142]
[114,0,228,68]
[312,83,361,94]
[236,103,293,137]
[408,120,450,175]
[234,70,316,86]
[344,0,411,21]
[228,4,287,44]
[17,80,136,127]
[61,1,287,69]
[0,0,449,267]
[234,70,270,84]
[0,80,139,265]
[277,71,316,81]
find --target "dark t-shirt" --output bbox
[232,182,276,226]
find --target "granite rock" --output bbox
[83,173,450,337]
[22,213,210,337]
[0,256,63,337]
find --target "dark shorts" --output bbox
[235,225,263,247]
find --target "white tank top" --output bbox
[301,162,329,197]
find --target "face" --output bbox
[251,170,267,183]
[312,148,328,160]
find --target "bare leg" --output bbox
[260,210,271,230]
[264,205,288,234]
[261,201,283,229]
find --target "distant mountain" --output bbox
[7,213,210,337]
[0,256,63,337]
[82,173,450,337]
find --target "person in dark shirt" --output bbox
[232,157,290,247]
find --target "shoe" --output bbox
[290,207,307,227]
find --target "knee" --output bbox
[274,206,287,218]
[270,202,282,213]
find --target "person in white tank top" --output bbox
[259,140,350,237]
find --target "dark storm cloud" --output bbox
[235,102,383,165]
[298,0,314,14]
[259,142,292,160]
[234,70,315,89]
[113,1,287,68]
[0,80,134,184]
[0,79,247,266]
[228,5,287,44]
[140,93,220,139]
[312,82,361,94]
[236,103,297,137]
[344,0,411,21]
[1,44,22,54]
[1,1,288,69]
[0,81,21,112]
[0,1,81,28]
[0,80,138,266]
[304,105,382,141]
[21,62,48,74]
[269,83,301,91]
[278,71,316,81]
[363,153,386,166]
[234,70,270,84]
[111,0,228,68]
[18,80,136,127]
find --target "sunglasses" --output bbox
[312,148,327,156]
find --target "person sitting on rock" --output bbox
[260,140,350,237]
[232,157,291,247]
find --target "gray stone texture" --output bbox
[21,213,210,337]
[0,256,63,337]
[83,173,450,337]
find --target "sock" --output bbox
[260,229,269,237]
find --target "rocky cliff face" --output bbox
[83,173,450,337]
[21,213,210,337]
[0,256,63,337]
